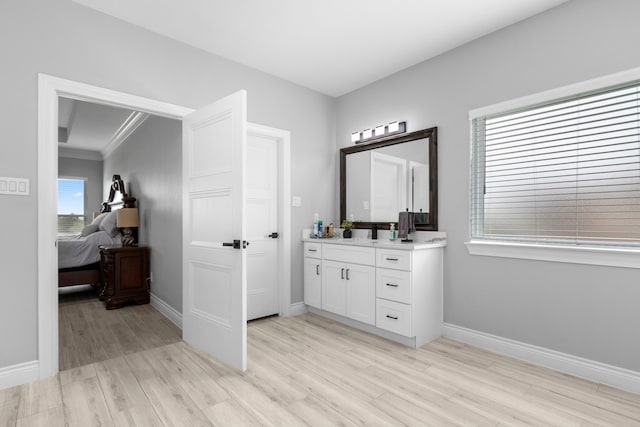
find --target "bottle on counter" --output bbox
[389,223,397,241]
[313,213,319,238]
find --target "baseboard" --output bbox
[443,323,640,394]
[150,293,183,330]
[0,360,39,390]
[288,302,308,317]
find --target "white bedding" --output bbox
[58,230,121,269]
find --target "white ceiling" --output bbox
[58,98,149,158]
[72,0,568,97]
[59,98,133,151]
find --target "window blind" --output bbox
[471,81,640,247]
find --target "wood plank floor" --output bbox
[58,285,182,371]
[3,311,640,426]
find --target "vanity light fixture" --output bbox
[352,121,407,144]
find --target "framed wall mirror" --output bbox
[340,127,438,231]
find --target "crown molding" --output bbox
[101,111,150,159]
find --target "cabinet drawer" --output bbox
[376,298,412,337]
[323,244,375,266]
[376,268,411,304]
[304,242,322,259]
[376,248,411,271]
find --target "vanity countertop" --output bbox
[302,237,447,250]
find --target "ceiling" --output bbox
[58,98,147,158]
[72,0,568,97]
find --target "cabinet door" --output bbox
[322,260,346,316]
[345,263,376,325]
[303,257,322,309]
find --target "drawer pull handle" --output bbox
[308,249,317,252]
[386,283,399,287]
[386,314,398,320]
[386,257,399,261]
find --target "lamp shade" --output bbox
[116,208,139,228]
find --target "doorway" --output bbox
[37,74,291,378]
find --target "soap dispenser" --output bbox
[389,223,397,241]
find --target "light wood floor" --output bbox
[2,312,640,426]
[58,286,182,371]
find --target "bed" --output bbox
[57,217,122,287]
[58,174,136,288]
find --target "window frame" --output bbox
[467,67,640,269]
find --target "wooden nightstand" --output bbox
[99,245,150,310]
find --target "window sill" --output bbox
[465,240,640,269]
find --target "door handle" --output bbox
[316,264,320,275]
[341,268,344,280]
[346,268,350,280]
[222,240,250,249]
[268,232,279,238]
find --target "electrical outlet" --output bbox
[292,196,302,207]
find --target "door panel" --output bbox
[345,264,376,325]
[183,90,247,371]
[246,132,279,320]
[322,260,346,316]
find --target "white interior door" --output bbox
[182,90,247,371]
[370,151,407,221]
[410,161,429,213]
[246,130,279,320]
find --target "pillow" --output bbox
[99,210,119,237]
[80,223,100,237]
[90,212,108,226]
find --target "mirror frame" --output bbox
[340,126,438,231]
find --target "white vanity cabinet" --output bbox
[375,248,443,346]
[303,238,444,348]
[303,242,322,309]
[321,245,376,325]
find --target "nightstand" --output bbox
[99,245,150,310]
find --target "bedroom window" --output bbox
[468,73,640,266]
[58,178,86,235]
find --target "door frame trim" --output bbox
[247,123,292,318]
[37,74,292,379]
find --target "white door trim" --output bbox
[38,74,193,379]
[37,73,293,379]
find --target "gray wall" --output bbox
[0,0,335,368]
[103,116,183,314]
[58,156,103,224]
[336,0,640,371]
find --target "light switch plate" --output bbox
[292,196,302,207]
[0,177,29,196]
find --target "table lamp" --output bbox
[116,208,139,246]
